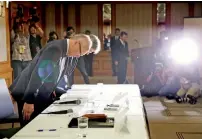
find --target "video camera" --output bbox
[14,4,24,25]
[14,4,40,25]
[28,6,40,24]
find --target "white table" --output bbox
[11,84,149,139]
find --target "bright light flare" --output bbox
[170,38,198,65]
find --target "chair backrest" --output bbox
[0,78,15,119]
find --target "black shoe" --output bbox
[187,95,197,105]
[175,96,183,103]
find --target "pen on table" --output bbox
[37,129,57,132]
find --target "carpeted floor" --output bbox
[143,97,202,139]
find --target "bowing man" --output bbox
[59,34,101,90]
[9,34,97,126]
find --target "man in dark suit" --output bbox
[84,30,100,76]
[84,30,94,76]
[115,31,129,84]
[110,28,120,76]
[9,34,96,126]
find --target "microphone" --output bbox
[54,99,81,105]
[43,109,73,114]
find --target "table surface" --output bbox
[11,84,149,139]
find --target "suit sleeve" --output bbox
[22,43,62,104]
[9,48,44,102]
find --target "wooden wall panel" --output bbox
[116,3,153,49]
[67,4,76,31]
[45,3,55,39]
[170,3,189,37]
[194,3,202,17]
[189,2,194,17]
[0,2,12,86]
[55,3,62,39]
[80,4,98,35]
[60,4,64,38]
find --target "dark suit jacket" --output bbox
[9,39,70,104]
[110,36,120,53]
[114,39,129,61]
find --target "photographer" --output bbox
[28,23,44,59]
[11,24,32,79]
[141,63,165,97]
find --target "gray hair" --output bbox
[72,34,93,51]
[89,34,101,54]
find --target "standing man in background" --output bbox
[84,30,94,76]
[65,27,90,86]
[28,23,44,58]
[110,28,120,76]
[115,31,129,84]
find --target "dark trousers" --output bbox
[111,52,117,76]
[84,53,94,76]
[12,60,30,79]
[117,58,127,84]
[69,57,89,86]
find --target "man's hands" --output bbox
[23,103,34,121]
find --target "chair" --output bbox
[0,113,20,128]
[0,78,20,128]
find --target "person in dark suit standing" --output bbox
[65,27,90,86]
[84,30,94,76]
[110,28,120,76]
[115,31,129,84]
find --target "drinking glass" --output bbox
[77,117,88,138]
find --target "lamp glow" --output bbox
[170,38,198,65]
